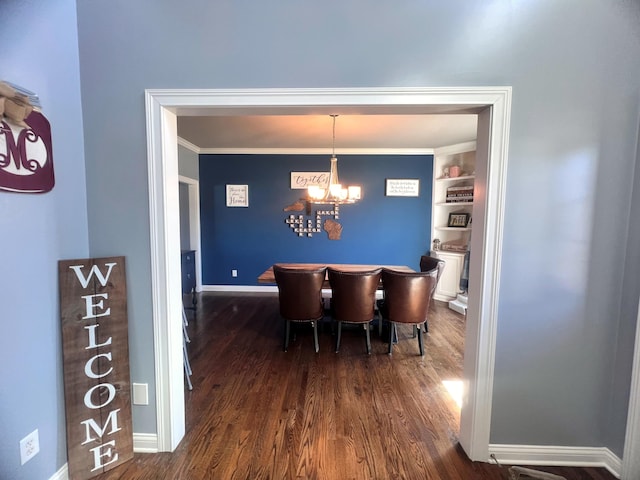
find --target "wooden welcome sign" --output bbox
[58,257,133,479]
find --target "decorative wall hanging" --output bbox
[385,178,420,197]
[226,184,248,207]
[284,204,341,239]
[58,256,133,479]
[0,81,54,193]
[290,171,329,190]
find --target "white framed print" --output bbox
[385,178,420,197]
[226,184,249,207]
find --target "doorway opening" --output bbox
[145,87,512,460]
[178,175,202,293]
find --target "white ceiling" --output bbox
[177,114,478,151]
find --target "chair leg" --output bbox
[388,321,395,355]
[365,323,371,354]
[417,324,424,356]
[313,321,319,353]
[414,322,428,336]
[284,320,290,352]
[335,321,342,353]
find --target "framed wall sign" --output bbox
[226,184,248,207]
[385,178,420,197]
[290,172,330,189]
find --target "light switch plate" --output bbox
[132,383,149,405]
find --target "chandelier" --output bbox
[307,115,361,205]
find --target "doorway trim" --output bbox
[144,87,512,458]
[178,175,202,292]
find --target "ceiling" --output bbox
[176,114,478,151]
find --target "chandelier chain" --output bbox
[331,114,337,157]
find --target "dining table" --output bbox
[257,262,415,286]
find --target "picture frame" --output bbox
[448,212,470,228]
[226,184,249,207]
[290,172,330,189]
[385,178,420,197]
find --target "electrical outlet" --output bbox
[231,269,238,277]
[20,429,39,465]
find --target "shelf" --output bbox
[435,201,473,207]
[435,250,466,256]
[435,174,475,182]
[435,227,472,231]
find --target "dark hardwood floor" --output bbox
[96,293,617,480]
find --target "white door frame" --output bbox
[621,297,640,479]
[178,175,202,292]
[144,87,512,459]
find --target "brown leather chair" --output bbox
[419,255,445,299]
[380,269,437,356]
[273,265,327,353]
[418,255,445,332]
[328,267,382,354]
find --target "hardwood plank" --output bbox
[93,293,618,480]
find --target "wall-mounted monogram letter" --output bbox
[0,111,55,193]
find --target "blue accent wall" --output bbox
[199,154,433,285]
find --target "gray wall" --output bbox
[178,145,199,250]
[0,0,88,478]
[178,143,199,180]
[179,182,190,250]
[74,0,640,458]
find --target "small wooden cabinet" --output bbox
[432,250,465,301]
[181,250,196,308]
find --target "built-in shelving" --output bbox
[431,142,476,302]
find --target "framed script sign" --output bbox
[226,184,249,207]
[290,172,329,190]
[385,178,420,197]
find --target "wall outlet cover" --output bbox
[20,429,39,465]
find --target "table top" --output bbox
[258,263,414,284]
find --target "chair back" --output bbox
[419,255,445,298]
[273,265,327,321]
[328,268,382,323]
[381,269,436,325]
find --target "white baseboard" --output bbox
[49,433,159,480]
[200,285,384,300]
[201,284,277,293]
[134,432,159,453]
[50,463,68,480]
[489,444,622,478]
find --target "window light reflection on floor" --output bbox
[442,379,463,408]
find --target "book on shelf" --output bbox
[439,241,468,252]
[446,184,473,203]
[446,185,474,194]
